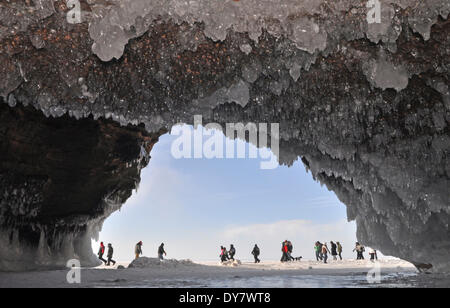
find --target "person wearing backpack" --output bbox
[321,242,331,264]
[228,244,236,260]
[369,248,378,262]
[353,242,365,260]
[330,241,338,261]
[337,242,343,260]
[107,243,116,266]
[98,242,107,265]
[280,240,289,262]
[287,241,294,261]
[135,241,143,259]
[252,244,261,263]
[314,242,322,261]
[158,243,167,260]
[220,246,229,262]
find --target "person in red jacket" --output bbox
[98,242,107,265]
[281,240,289,262]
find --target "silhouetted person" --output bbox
[220,246,229,262]
[314,242,322,261]
[330,241,338,261]
[321,242,331,264]
[107,243,116,266]
[337,242,343,260]
[369,248,378,262]
[252,244,261,263]
[281,240,289,262]
[158,243,167,260]
[228,244,236,260]
[98,242,107,265]
[135,241,143,259]
[287,241,294,261]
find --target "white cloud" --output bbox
[125,164,192,213]
[217,219,358,261]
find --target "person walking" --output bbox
[287,241,294,261]
[337,242,343,260]
[353,242,365,260]
[281,240,289,262]
[220,246,229,262]
[314,242,322,261]
[228,244,236,260]
[135,241,143,259]
[330,241,338,261]
[158,243,167,260]
[369,248,378,262]
[251,244,261,263]
[318,241,324,260]
[107,243,116,266]
[321,242,331,264]
[360,245,365,260]
[98,242,107,265]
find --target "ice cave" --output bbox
[0,0,448,273]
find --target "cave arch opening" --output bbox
[92,126,359,263]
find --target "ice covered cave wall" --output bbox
[0,103,162,270]
[0,0,449,271]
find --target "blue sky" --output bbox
[93,126,358,262]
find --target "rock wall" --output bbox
[0,103,162,270]
[0,0,448,271]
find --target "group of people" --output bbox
[97,240,168,265]
[99,240,379,265]
[219,244,262,264]
[281,240,302,262]
[134,241,167,260]
[219,244,236,262]
[352,242,378,261]
[353,242,365,260]
[314,241,343,263]
[97,242,116,266]
[353,242,366,260]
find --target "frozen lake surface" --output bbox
[0,259,448,288]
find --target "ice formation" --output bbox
[0,104,161,271]
[86,0,449,61]
[0,0,448,272]
[363,51,409,91]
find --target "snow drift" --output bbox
[128,257,197,269]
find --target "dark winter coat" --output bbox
[158,245,165,255]
[107,246,114,258]
[331,243,337,256]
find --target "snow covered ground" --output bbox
[2,258,442,288]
